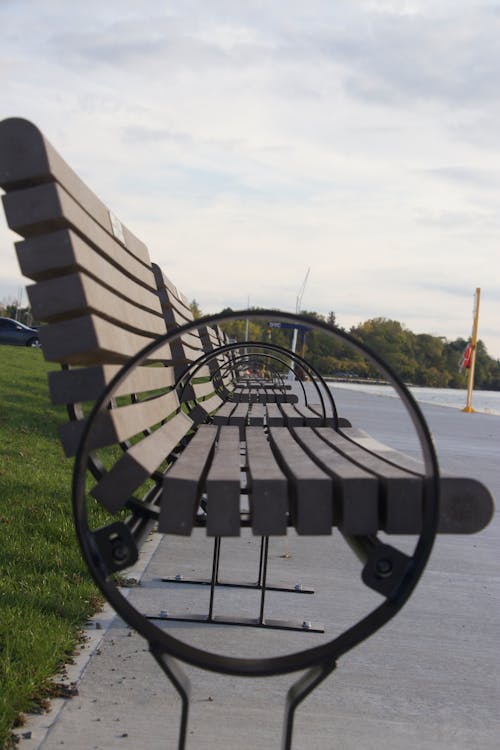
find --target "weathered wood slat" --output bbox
[228,403,250,439]
[193,390,225,417]
[48,364,174,405]
[212,401,237,425]
[188,366,211,381]
[206,426,241,536]
[60,389,181,457]
[178,331,205,351]
[315,427,422,534]
[261,391,276,404]
[3,182,152,279]
[27,272,166,334]
[38,314,172,366]
[292,427,378,534]
[268,427,333,535]
[340,427,420,469]
[248,403,266,426]
[292,405,323,426]
[191,381,217,400]
[159,425,219,535]
[153,264,193,322]
[160,304,192,329]
[15,229,156,290]
[246,427,288,535]
[266,403,286,426]
[342,427,494,533]
[0,117,149,264]
[91,411,193,513]
[152,265,181,301]
[279,403,304,427]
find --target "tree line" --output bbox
[4,298,499,390]
[209,305,500,391]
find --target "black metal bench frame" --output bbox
[73,310,442,750]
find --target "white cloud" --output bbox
[0,0,499,358]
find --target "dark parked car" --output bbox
[0,317,41,347]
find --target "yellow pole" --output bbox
[463,287,481,413]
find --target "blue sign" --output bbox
[267,321,311,332]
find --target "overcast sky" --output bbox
[1,0,499,358]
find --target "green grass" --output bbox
[0,347,104,748]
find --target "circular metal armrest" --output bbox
[72,309,440,679]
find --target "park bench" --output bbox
[0,117,495,750]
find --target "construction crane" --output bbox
[289,267,311,379]
[295,266,311,315]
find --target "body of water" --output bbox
[330,382,500,416]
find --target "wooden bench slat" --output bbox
[248,403,266,426]
[48,364,175,405]
[228,403,250,439]
[292,427,378,534]
[59,389,181,457]
[38,314,172,365]
[341,427,424,473]
[199,393,225,415]
[153,264,193,320]
[178,331,204,349]
[266,403,285,426]
[292,405,323,426]
[91,410,193,513]
[315,427,422,534]
[158,295,192,321]
[155,265,191,310]
[191,381,217,400]
[15,229,156,290]
[212,401,237,426]
[159,425,219,535]
[187,385,225,419]
[279,403,304,426]
[27,272,166,335]
[191,365,212,381]
[3,183,152,280]
[246,427,288,535]
[268,427,333,535]
[160,303,192,329]
[206,426,241,536]
[343,428,494,534]
[0,117,149,264]
[152,265,181,300]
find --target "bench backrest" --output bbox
[0,118,192,465]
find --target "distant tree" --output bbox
[204,306,500,390]
[327,311,337,327]
[190,299,202,319]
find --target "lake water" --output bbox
[329,382,500,416]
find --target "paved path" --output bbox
[15,388,499,750]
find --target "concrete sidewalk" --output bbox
[14,390,500,750]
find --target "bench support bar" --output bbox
[150,647,190,750]
[161,536,314,594]
[152,534,322,631]
[147,612,324,632]
[282,660,337,750]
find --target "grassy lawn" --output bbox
[0,347,103,748]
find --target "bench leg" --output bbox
[149,532,324,632]
[150,646,191,750]
[208,536,221,620]
[161,534,314,594]
[282,660,337,750]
